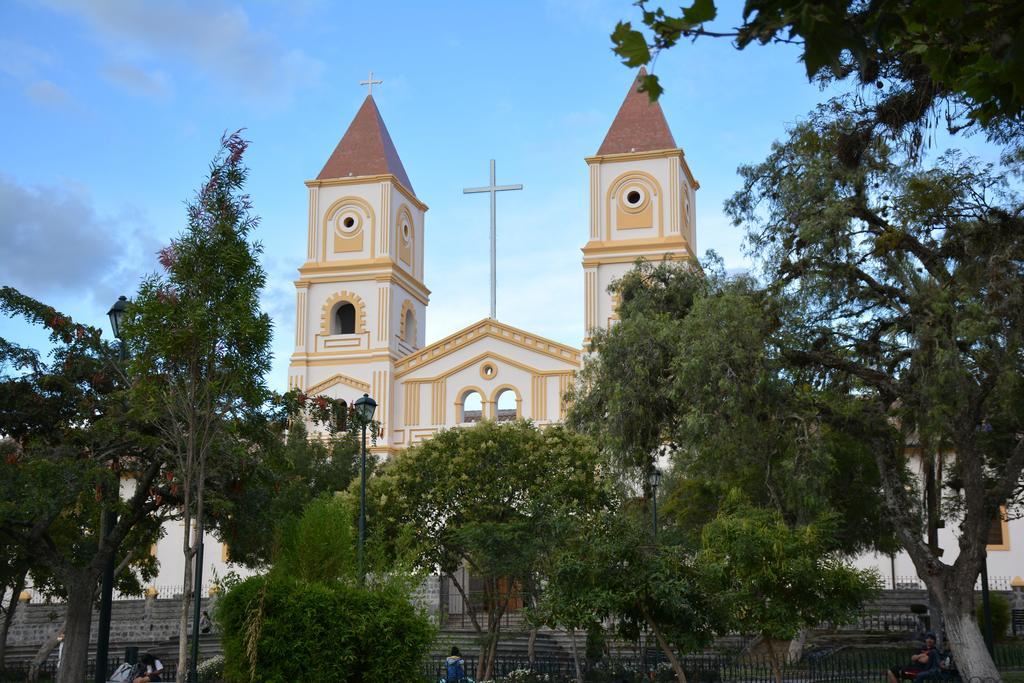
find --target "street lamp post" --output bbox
[647,467,662,540]
[353,393,377,584]
[95,296,128,683]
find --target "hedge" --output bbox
[216,574,433,683]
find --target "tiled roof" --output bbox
[597,67,677,156]
[317,95,415,193]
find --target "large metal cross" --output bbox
[463,160,523,319]
[360,71,382,95]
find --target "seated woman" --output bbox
[887,633,939,682]
[132,653,164,683]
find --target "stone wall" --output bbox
[5,595,215,663]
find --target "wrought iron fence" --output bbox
[0,658,178,682]
[891,576,1015,591]
[422,647,1024,683]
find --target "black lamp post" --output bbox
[95,296,127,683]
[354,393,377,584]
[647,467,662,540]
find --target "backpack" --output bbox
[446,656,466,682]
[106,663,135,683]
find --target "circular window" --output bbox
[337,213,360,234]
[626,190,641,205]
[402,222,411,242]
[480,363,497,380]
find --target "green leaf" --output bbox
[682,0,717,25]
[611,22,652,67]
[639,74,665,101]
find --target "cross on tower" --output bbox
[463,159,523,320]
[360,71,382,95]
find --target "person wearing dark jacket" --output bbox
[887,633,939,682]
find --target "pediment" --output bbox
[305,372,371,397]
[393,319,580,379]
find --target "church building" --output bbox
[286,70,699,451]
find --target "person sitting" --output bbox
[887,633,939,682]
[132,653,164,683]
[445,646,467,683]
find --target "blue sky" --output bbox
[0,0,871,391]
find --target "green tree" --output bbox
[122,132,274,681]
[533,500,719,683]
[206,420,361,569]
[372,420,603,682]
[0,289,165,683]
[569,261,891,554]
[611,0,1024,134]
[723,103,1023,680]
[699,495,878,683]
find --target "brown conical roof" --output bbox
[317,95,414,193]
[597,67,677,155]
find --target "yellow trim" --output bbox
[289,352,397,365]
[305,174,429,212]
[297,262,431,304]
[582,251,695,267]
[489,384,522,418]
[397,204,414,271]
[394,318,581,378]
[321,196,375,262]
[581,235,694,255]
[404,382,422,426]
[531,375,548,420]
[987,505,1011,551]
[585,148,700,189]
[454,385,487,423]
[399,299,417,344]
[320,291,367,335]
[606,171,663,240]
[431,380,447,424]
[305,372,371,396]
[479,361,498,381]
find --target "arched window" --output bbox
[495,388,518,422]
[404,309,415,343]
[334,302,356,334]
[461,390,483,424]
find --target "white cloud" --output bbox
[103,62,172,99]
[41,0,324,103]
[24,80,72,108]
[0,174,160,304]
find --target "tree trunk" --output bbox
[642,609,686,683]
[527,627,537,667]
[176,517,196,683]
[786,628,807,664]
[28,622,65,683]
[569,627,583,683]
[764,633,783,683]
[0,569,27,667]
[942,595,1000,681]
[57,579,94,683]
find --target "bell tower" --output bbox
[288,94,429,441]
[582,68,699,345]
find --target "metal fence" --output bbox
[422,646,1024,683]
[892,576,1016,592]
[0,659,178,682]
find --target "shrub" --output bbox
[976,593,1011,641]
[216,574,433,683]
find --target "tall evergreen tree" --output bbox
[123,132,273,682]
